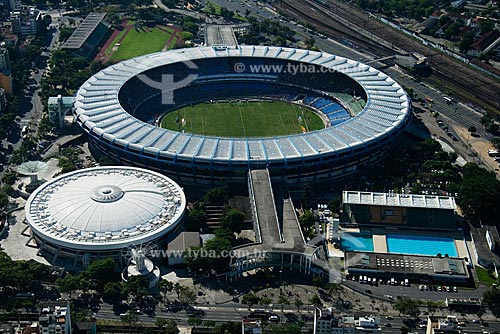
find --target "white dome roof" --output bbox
[25,167,186,251]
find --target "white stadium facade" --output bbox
[74,45,412,185]
[25,166,186,267]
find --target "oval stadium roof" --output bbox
[74,45,410,165]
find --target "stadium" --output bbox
[24,166,186,267]
[74,45,411,184]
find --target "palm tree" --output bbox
[278,294,290,312]
[294,298,303,312]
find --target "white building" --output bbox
[313,308,358,334]
[25,166,186,268]
[39,302,71,334]
[426,315,459,334]
[355,316,381,331]
[242,319,262,334]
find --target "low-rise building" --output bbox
[39,302,71,334]
[314,308,380,333]
[345,252,471,284]
[445,298,482,311]
[355,316,381,331]
[342,191,457,231]
[167,231,201,265]
[426,315,459,333]
[242,319,262,334]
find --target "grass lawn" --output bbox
[476,266,498,286]
[104,29,126,56]
[161,101,324,138]
[110,27,175,61]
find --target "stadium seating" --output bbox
[117,57,357,126]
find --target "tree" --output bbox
[444,23,459,39]
[326,282,343,297]
[120,313,138,330]
[394,297,420,317]
[83,257,116,282]
[156,317,168,328]
[400,325,411,334]
[259,297,272,310]
[180,31,194,41]
[184,206,207,232]
[188,316,202,328]
[479,19,494,33]
[242,293,260,310]
[179,287,197,305]
[459,32,474,52]
[204,320,216,329]
[312,276,324,290]
[222,208,245,234]
[310,294,322,307]
[486,122,499,134]
[102,281,125,302]
[124,276,149,302]
[158,280,174,297]
[173,283,184,299]
[299,210,315,230]
[483,288,500,315]
[203,186,228,204]
[294,298,303,312]
[2,171,17,185]
[458,163,500,223]
[278,294,290,312]
[42,15,52,29]
[55,274,80,298]
[426,300,441,315]
[164,319,179,334]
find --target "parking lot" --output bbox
[343,275,487,302]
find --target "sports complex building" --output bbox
[73,45,412,185]
[24,167,186,267]
[336,191,472,285]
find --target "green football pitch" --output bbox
[110,26,177,62]
[160,101,325,137]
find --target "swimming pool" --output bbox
[340,233,374,252]
[386,234,457,257]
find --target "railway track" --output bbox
[280,0,394,57]
[280,0,500,113]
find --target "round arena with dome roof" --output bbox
[74,45,411,185]
[25,166,186,267]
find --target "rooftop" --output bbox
[345,252,468,277]
[167,231,200,251]
[63,12,106,49]
[25,167,185,250]
[74,46,410,165]
[205,25,238,46]
[343,191,457,210]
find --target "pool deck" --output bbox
[373,234,388,253]
[455,239,469,259]
[335,227,469,260]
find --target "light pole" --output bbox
[279,269,283,291]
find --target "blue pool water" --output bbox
[386,234,457,257]
[340,233,374,252]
